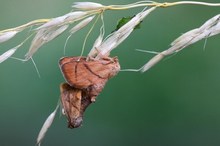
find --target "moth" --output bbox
[59,56,120,128]
[60,83,91,128]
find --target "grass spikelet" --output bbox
[36,104,59,146]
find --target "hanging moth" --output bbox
[59,56,120,128]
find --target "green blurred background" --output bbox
[0,0,220,146]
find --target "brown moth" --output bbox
[60,83,92,128]
[59,56,120,88]
[59,56,120,102]
[59,56,120,128]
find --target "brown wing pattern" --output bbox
[60,83,82,128]
[59,56,120,128]
[59,56,120,89]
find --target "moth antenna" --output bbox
[64,34,72,55]
[80,14,100,58]
[31,57,41,78]
[88,14,105,59]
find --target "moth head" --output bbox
[68,116,83,128]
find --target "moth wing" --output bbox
[60,83,82,128]
[59,57,92,88]
[85,60,113,79]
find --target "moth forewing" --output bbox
[60,83,83,128]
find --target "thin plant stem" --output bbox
[0,19,50,33]
[79,13,101,58]
[105,1,220,10]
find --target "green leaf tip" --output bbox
[115,16,142,31]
